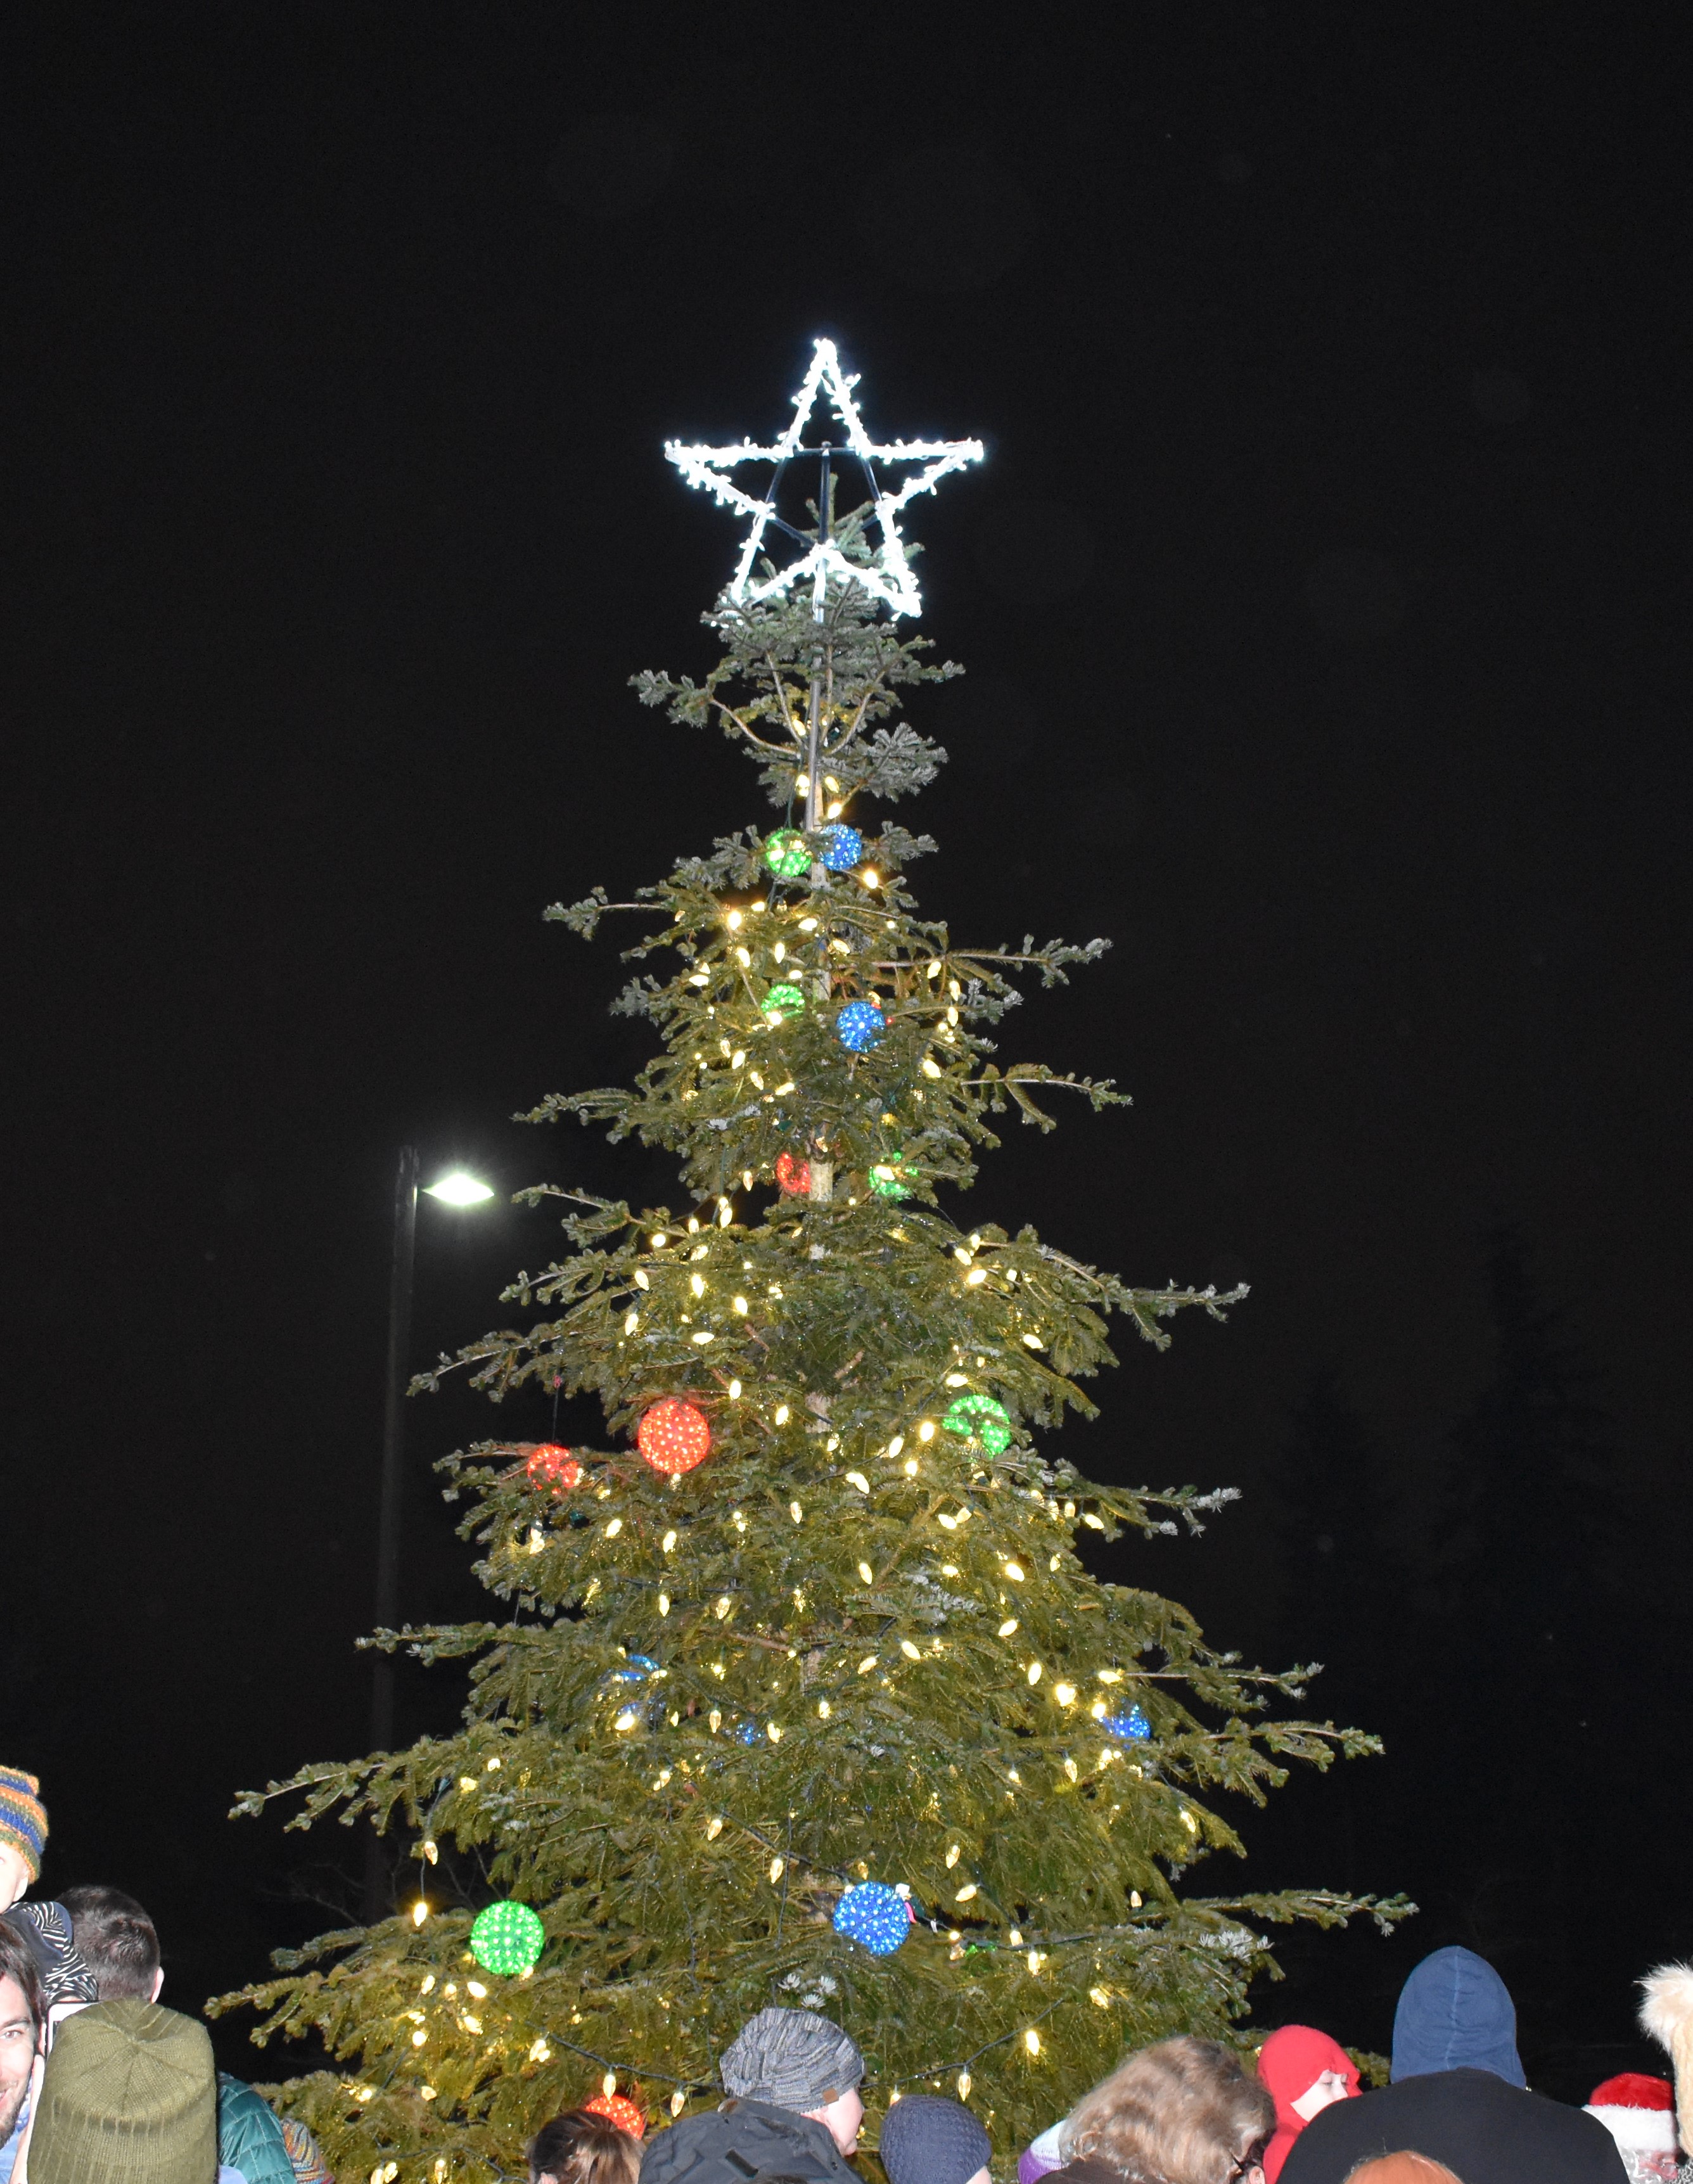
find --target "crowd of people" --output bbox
[4,1765,1691,2184]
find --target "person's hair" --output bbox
[0,1918,44,2034]
[58,1885,162,2002]
[527,2108,644,2184]
[1343,2161,1464,2184]
[1063,2037,1276,2184]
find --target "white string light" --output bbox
[665,338,983,618]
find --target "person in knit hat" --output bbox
[0,1770,96,2019]
[639,2008,864,2184]
[879,2095,992,2184]
[1583,2074,1680,2183]
[0,1779,46,1916]
[20,1997,219,2184]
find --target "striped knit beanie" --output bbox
[0,1767,47,1885]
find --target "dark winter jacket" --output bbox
[1277,2067,1629,2184]
[639,2097,858,2184]
[217,2074,297,2184]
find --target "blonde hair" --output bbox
[1063,2037,1275,2184]
[1343,2161,1464,2184]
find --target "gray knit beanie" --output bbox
[879,2095,992,2184]
[720,2007,864,2111]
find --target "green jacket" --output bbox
[217,2074,296,2184]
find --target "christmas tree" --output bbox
[216,342,1406,2182]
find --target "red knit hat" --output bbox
[1584,2074,1678,2159]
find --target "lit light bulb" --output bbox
[1025,2029,1042,2057]
[412,1901,429,1927]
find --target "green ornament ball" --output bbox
[764,830,810,879]
[765,982,805,1022]
[942,1392,1013,1455]
[868,1156,914,1200]
[469,1898,546,1977]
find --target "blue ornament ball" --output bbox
[817,824,864,872]
[1103,1704,1151,1743]
[833,1881,910,1956]
[835,1000,885,1053]
[734,1720,761,1747]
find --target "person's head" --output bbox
[1064,2036,1276,2184]
[1256,2026,1359,2177]
[25,1997,217,2184]
[59,1885,164,2003]
[0,1770,48,1913]
[720,2007,866,2155]
[1342,2159,1464,2184]
[1391,1947,1524,2087]
[879,2094,992,2184]
[527,2106,644,2184]
[0,1919,45,2142]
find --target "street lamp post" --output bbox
[364,1148,494,1921]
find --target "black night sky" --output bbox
[4,4,1688,2111]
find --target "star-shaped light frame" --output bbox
[665,339,983,619]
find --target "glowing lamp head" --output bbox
[423,1172,495,1206]
[835,1000,885,1054]
[942,1393,1013,1455]
[764,981,805,1022]
[817,823,864,872]
[584,2094,646,2138]
[526,1443,582,1495]
[774,1151,811,1197]
[637,1398,713,1476]
[833,1880,911,1955]
[763,830,810,879]
[468,1899,544,1977]
[1103,1705,1153,1744]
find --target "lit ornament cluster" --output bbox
[774,1151,811,1196]
[817,822,863,872]
[663,336,983,618]
[1103,1705,1153,1744]
[832,1880,911,1956]
[584,2094,646,2138]
[764,981,805,1022]
[868,1156,914,1199]
[468,1899,545,1977]
[526,1443,582,1494]
[638,1398,712,1476]
[835,999,885,1052]
[942,1393,1013,1455]
[763,830,810,879]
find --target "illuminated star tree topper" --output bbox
[665,338,984,621]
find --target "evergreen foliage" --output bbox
[215,542,1408,2180]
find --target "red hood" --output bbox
[1256,2026,1360,2183]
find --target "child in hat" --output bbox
[0,1772,97,2016]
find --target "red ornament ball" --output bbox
[526,1443,582,1494]
[585,2094,646,2138]
[775,1151,811,1196]
[638,1398,712,1476]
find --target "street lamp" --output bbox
[364,1148,495,1920]
[371,1150,494,1747]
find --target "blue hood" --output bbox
[1391,1946,1526,2085]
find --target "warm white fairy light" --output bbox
[664,338,983,618]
